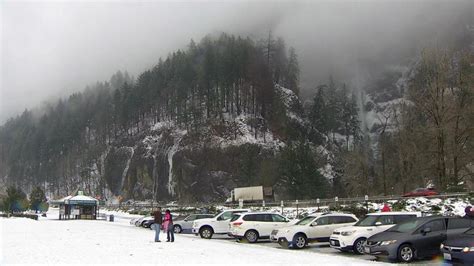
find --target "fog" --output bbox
[1,0,472,124]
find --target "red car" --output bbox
[402,188,439,197]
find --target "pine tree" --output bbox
[286,47,300,95]
[29,186,47,213]
[279,143,329,199]
[3,186,28,214]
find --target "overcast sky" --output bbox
[1,0,472,124]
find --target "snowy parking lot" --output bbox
[0,210,440,265]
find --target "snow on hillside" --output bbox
[142,84,302,153]
[210,114,285,150]
[275,84,305,125]
[368,197,472,217]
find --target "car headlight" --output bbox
[380,240,397,246]
[462,247,474,253]
[341,230,356,236]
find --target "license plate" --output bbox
[443,253,451,260]
[364,247,370,254]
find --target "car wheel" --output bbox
[174,225,182,234]
[293,233,307,249]
[199,226,213,239]
[141,221,147,227]
[353,238,367,255]
[398,244,415,262]
[244,230,259,243]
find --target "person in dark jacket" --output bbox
[464,206,474,219]
[163,209,174,242]
[152,207,163,242]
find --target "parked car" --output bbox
[271,213,358,249]
[142,216,156,228]
[364,216,473,263]
[402,188,438,197]
[192,209,250,239]
[441,227,474,265]
[173,214,215,233]
[228,212,294,243]
[130,217,140,225]
[330,212,422,254]
[134,216,150,227]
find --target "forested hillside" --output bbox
[0,34,337,202]
[0,32,472,203]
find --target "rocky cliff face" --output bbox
[89,85,304,203]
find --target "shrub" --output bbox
[431,205,442,213]
[4,186,29,214]
[391,200,407,212]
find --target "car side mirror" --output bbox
[422,227,431,235]
[311,222,318,226]
[375,222,382,226]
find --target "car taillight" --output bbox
[232,222,243,226]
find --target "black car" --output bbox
[441,227,474,265]
[364,216,473,263]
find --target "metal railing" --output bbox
[102,192,471,210]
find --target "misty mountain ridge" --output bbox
[1,27,473,202]
[0,33,337,202]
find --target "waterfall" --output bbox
[167,130,186,197]
[353,65,369,135]
[167,138,180,196]
[120,147,135,192]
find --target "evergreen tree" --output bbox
[29,186,47,213]
[3,186,28,214]
[279,143,329,199]
[286,47,300,95]
[309,85,330,136]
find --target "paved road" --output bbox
[207,235,440,265]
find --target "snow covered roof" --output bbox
[49,195,73,205]
[50,195,98,205]
[67,195,98,205]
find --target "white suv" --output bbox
[192,209,250,239]
[329,212,422,254]
[228,212,294,243]
[271,213,358,249]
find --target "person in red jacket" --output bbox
[163,209,174,242]
[381,203,391,212]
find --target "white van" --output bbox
[192,209,250,239]
[329,212,422,254]
[271,213,358,249]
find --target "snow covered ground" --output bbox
[0,209,387,265]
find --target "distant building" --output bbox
[50,191,99,220]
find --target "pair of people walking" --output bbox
[152,208,174,242]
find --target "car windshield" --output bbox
[354,215,378,226]
[296,216,316,225]
[387,219,424,233]
[464,228,474,235]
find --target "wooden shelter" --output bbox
[51,192,99,220]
